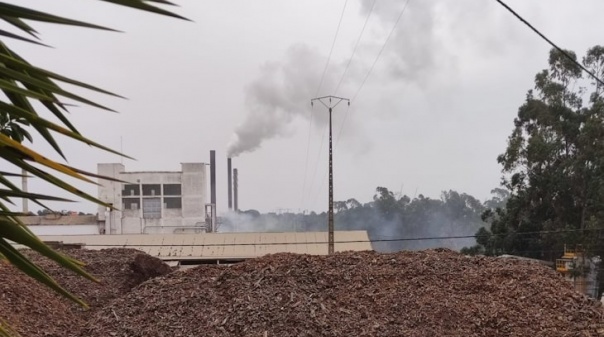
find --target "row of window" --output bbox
[123,197,182,209]
[122,184,181,197]
[122,197,182,218]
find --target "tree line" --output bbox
[225,187,509,252]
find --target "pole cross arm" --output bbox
[311,95,350,109]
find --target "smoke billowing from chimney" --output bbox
[227,0,518,157]
[227,44,340,158]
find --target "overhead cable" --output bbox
[302,0,349,211]
[334,0,377,95]
[82,228,604,248]
[315,0,349,96]
[494,0,604,87]
[335,0,412,148]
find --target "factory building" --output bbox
[97,162,209,235]
[14,154,376,266]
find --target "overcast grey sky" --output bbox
[3,0,604,215]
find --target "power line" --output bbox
[350,0,412,103]
[334,0,412,149]
[299,105,314,210]
[305,122,328,209]
[82,228,604,248]
[308,1,409,211]
[315,0,349,97]
[333,0,376,95]
[310,0,411,207]
[494,0,604,87]
[302,0,349,211]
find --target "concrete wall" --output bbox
[182,163,206,221]
[97,163,125,221]
[18,215,97,226]
[27,225,100,236]
[97,163,207,235]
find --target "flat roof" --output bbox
[121,171,182,174]
[34,231,373,260]
[18,215,97,226]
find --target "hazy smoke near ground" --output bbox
[369,209,479,253]
[221,189,498,253]
[220,210,280,232]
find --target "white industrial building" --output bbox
[97,163,209,235]
[14,157,375,266]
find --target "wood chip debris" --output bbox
[78,249,604,337]
[0,248,171,337]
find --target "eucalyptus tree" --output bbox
[468,46,604,263]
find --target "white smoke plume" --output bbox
[227,44,338,157]
[358,0,516,84]
[219,210,291,233]
[228,0,521,157]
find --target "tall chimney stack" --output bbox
[233,168,238,212]
[227,157,233,210]
[210,150,216,207]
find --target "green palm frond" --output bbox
[0,1,188,335]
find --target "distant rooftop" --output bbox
[33,231,373,261]
[17,215,96,226]
[121,171,182,174]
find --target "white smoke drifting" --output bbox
[220,210,287,233]
[227,0,520,157]
[227,44,336,157]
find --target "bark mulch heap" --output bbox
[0,248,171,337]
[82,249,604,337]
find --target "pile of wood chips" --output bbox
[0,248,171,337]
[78,249,604,337]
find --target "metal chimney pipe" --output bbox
[227,157,233,210]
[233,168,238,212]
[210,150,216,207]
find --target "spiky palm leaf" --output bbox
[0,1,187,335]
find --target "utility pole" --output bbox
[310,95,350,255]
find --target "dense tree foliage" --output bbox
[465,46,604,265]
[225,187,506,252]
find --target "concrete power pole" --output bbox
[310,95,350,255]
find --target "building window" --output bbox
[164,197,182,209]
[163,184,181,196]
[123,198,139,210]
[122,184,140,196]
[142,184,161,196]
[143,198,161,218]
